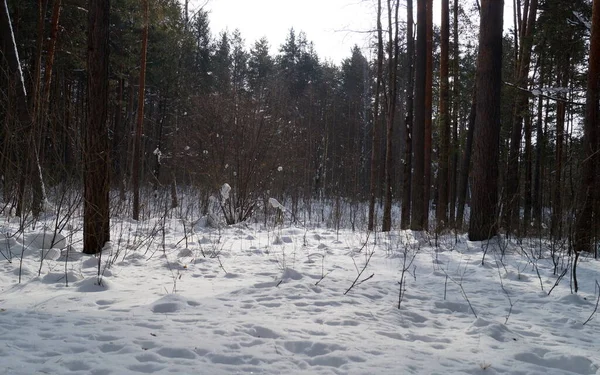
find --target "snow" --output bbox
[269,197,285,210]
[572,11,592,31]
[220,183,231,201]
[0,212,599,374]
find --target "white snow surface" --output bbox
[1,217,599,375]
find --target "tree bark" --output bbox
[468,0,504,241]
[83,0,111,254]
[382,0,400,232]
[132,0,149,221]
[436,0,450,230]
[523,100,532,236]
[456,89,476,229]
[368,0,384,231]
[551,56,569,240]
[401,0,414,230]
[449,0,460,227]
[410,0,427,230]
[574,0,599,254]
[29,0,49,217]
[423,0,433,229]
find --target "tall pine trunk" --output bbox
[456,89,476,229]
[368,0,384,232]
[401,0,415,230]
[423,0,433,229]
[410,0,427,230]
[83,0,111,254]
[468,0,504,241]
[436,0,450,230]
[449,0,460,227]
[575,0,599,258]
[551,56,569,240]
[132,0,149,221]
[382,0,400,232]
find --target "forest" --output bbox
[0,0,597,253]
[0,0,600,374]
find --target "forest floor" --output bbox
[0,213,599,374]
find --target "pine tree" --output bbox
[83,0,111,254]
[468,0,504,241]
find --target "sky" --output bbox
[194,0,516,65]
[197,0,377,64]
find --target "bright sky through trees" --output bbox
[199,0,515,64]
[200,0,375,63]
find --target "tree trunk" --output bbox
[423,0,433,229]
[436,0,450,230]
[456,89,476,229]
[83,0,111,254]
[382,0,400,232]
[551,56,569,240]
[368,0,384,231]
[449,0,460,227]
[112,78,124,181]
[523,100,532,236]
[574,0,599,254]
[410,0,427,230]
[132,0,149,221]
[532,63,544,229]
[468,0,504,241]
[401,0,414,230]
[30,0,49,217]
[42,0,62,111]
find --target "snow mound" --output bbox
[281,268,303,281]
[76,277,111,292]
[25,231,67,250]
[41,271,82,285]
[81,256,99,269]
[150,294,189,314]
[42,248,61,261]
[466,318,516,342]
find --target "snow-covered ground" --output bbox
[0,213,599,374]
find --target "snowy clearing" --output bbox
[0,215,599,375]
